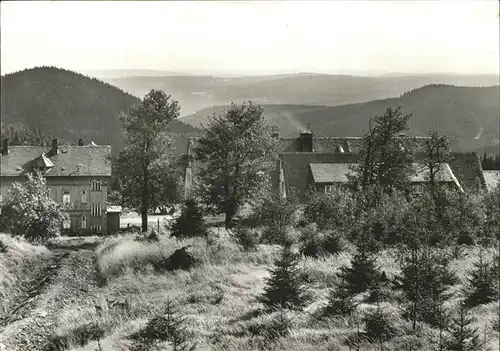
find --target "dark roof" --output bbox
[278,136,432,154]
[1,144,112,177]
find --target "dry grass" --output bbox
[4,230,495,350]
[0,233,49,309]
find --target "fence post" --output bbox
[157,218,160,233]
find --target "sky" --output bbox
[1,1,499,76]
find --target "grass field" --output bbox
[51,233,500,350]
[1,230,498,350]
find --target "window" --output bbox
[63,191,71,204]
[413,184,424,195]
[91,203,102,216]
[81,190,87,203]
[92,179,101,191]
[91,224,102,234]
[324,185,333,194]
[81,216,87,229]
[63,218,71,229]
[47,188,52,198]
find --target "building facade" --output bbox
[0,138,112,235]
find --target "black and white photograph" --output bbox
[0,1,499,350]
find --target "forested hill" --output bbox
[181,84,500,154]
[0,67,199,153]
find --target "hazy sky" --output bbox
[1,1,499,76]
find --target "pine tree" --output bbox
[464,250,499,308]
[444,302,482,351]
[170,198,208,239]
[259,247,309,310]
[324,281,357,317]
[130,299,196,351]
[363,303,398,351]
[395,246,455,331]
[338,250,381,295]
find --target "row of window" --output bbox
[62,216,102,233]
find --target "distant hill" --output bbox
[181,85,500,154]
[100,73,499,116]
[0,67,200,154]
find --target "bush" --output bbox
[303,187,356,231]
[0,173,67,242]
[233,225,260,251]
[170,199,208,239]
[299,224,345,258]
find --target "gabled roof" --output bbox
[0,145,112,177]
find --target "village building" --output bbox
[0,138,116,235]
[183,128,486,200]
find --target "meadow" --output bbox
[13,228,494,351]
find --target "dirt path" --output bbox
[0,250,101,351]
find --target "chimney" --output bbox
[78,138,84,146]
[51,138,59,155]
[271,126,279,139]
[2,138,9,155]
[299,131,313,152]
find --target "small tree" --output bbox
[258,191,299,247]
[130,299,195,351]
[170,199,208,239]
[444,302,482,351]
[363,303,398,350]
[338,249,381,295]
[259,247,309,310]
[324,280,357,317]
[348,107,415,194]
[194,102,278,229]
[0,172,67,242]
[395,246,456,331]
[463,250,499,308]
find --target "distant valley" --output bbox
[1,67,499,157]
[181,85,500,154]
[96,72,499,116]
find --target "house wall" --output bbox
[107,212,120,234]
[0,175,110,235]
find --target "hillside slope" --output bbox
[181,85,500,153]
[103,73,499,116]
[0,67,199,153]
